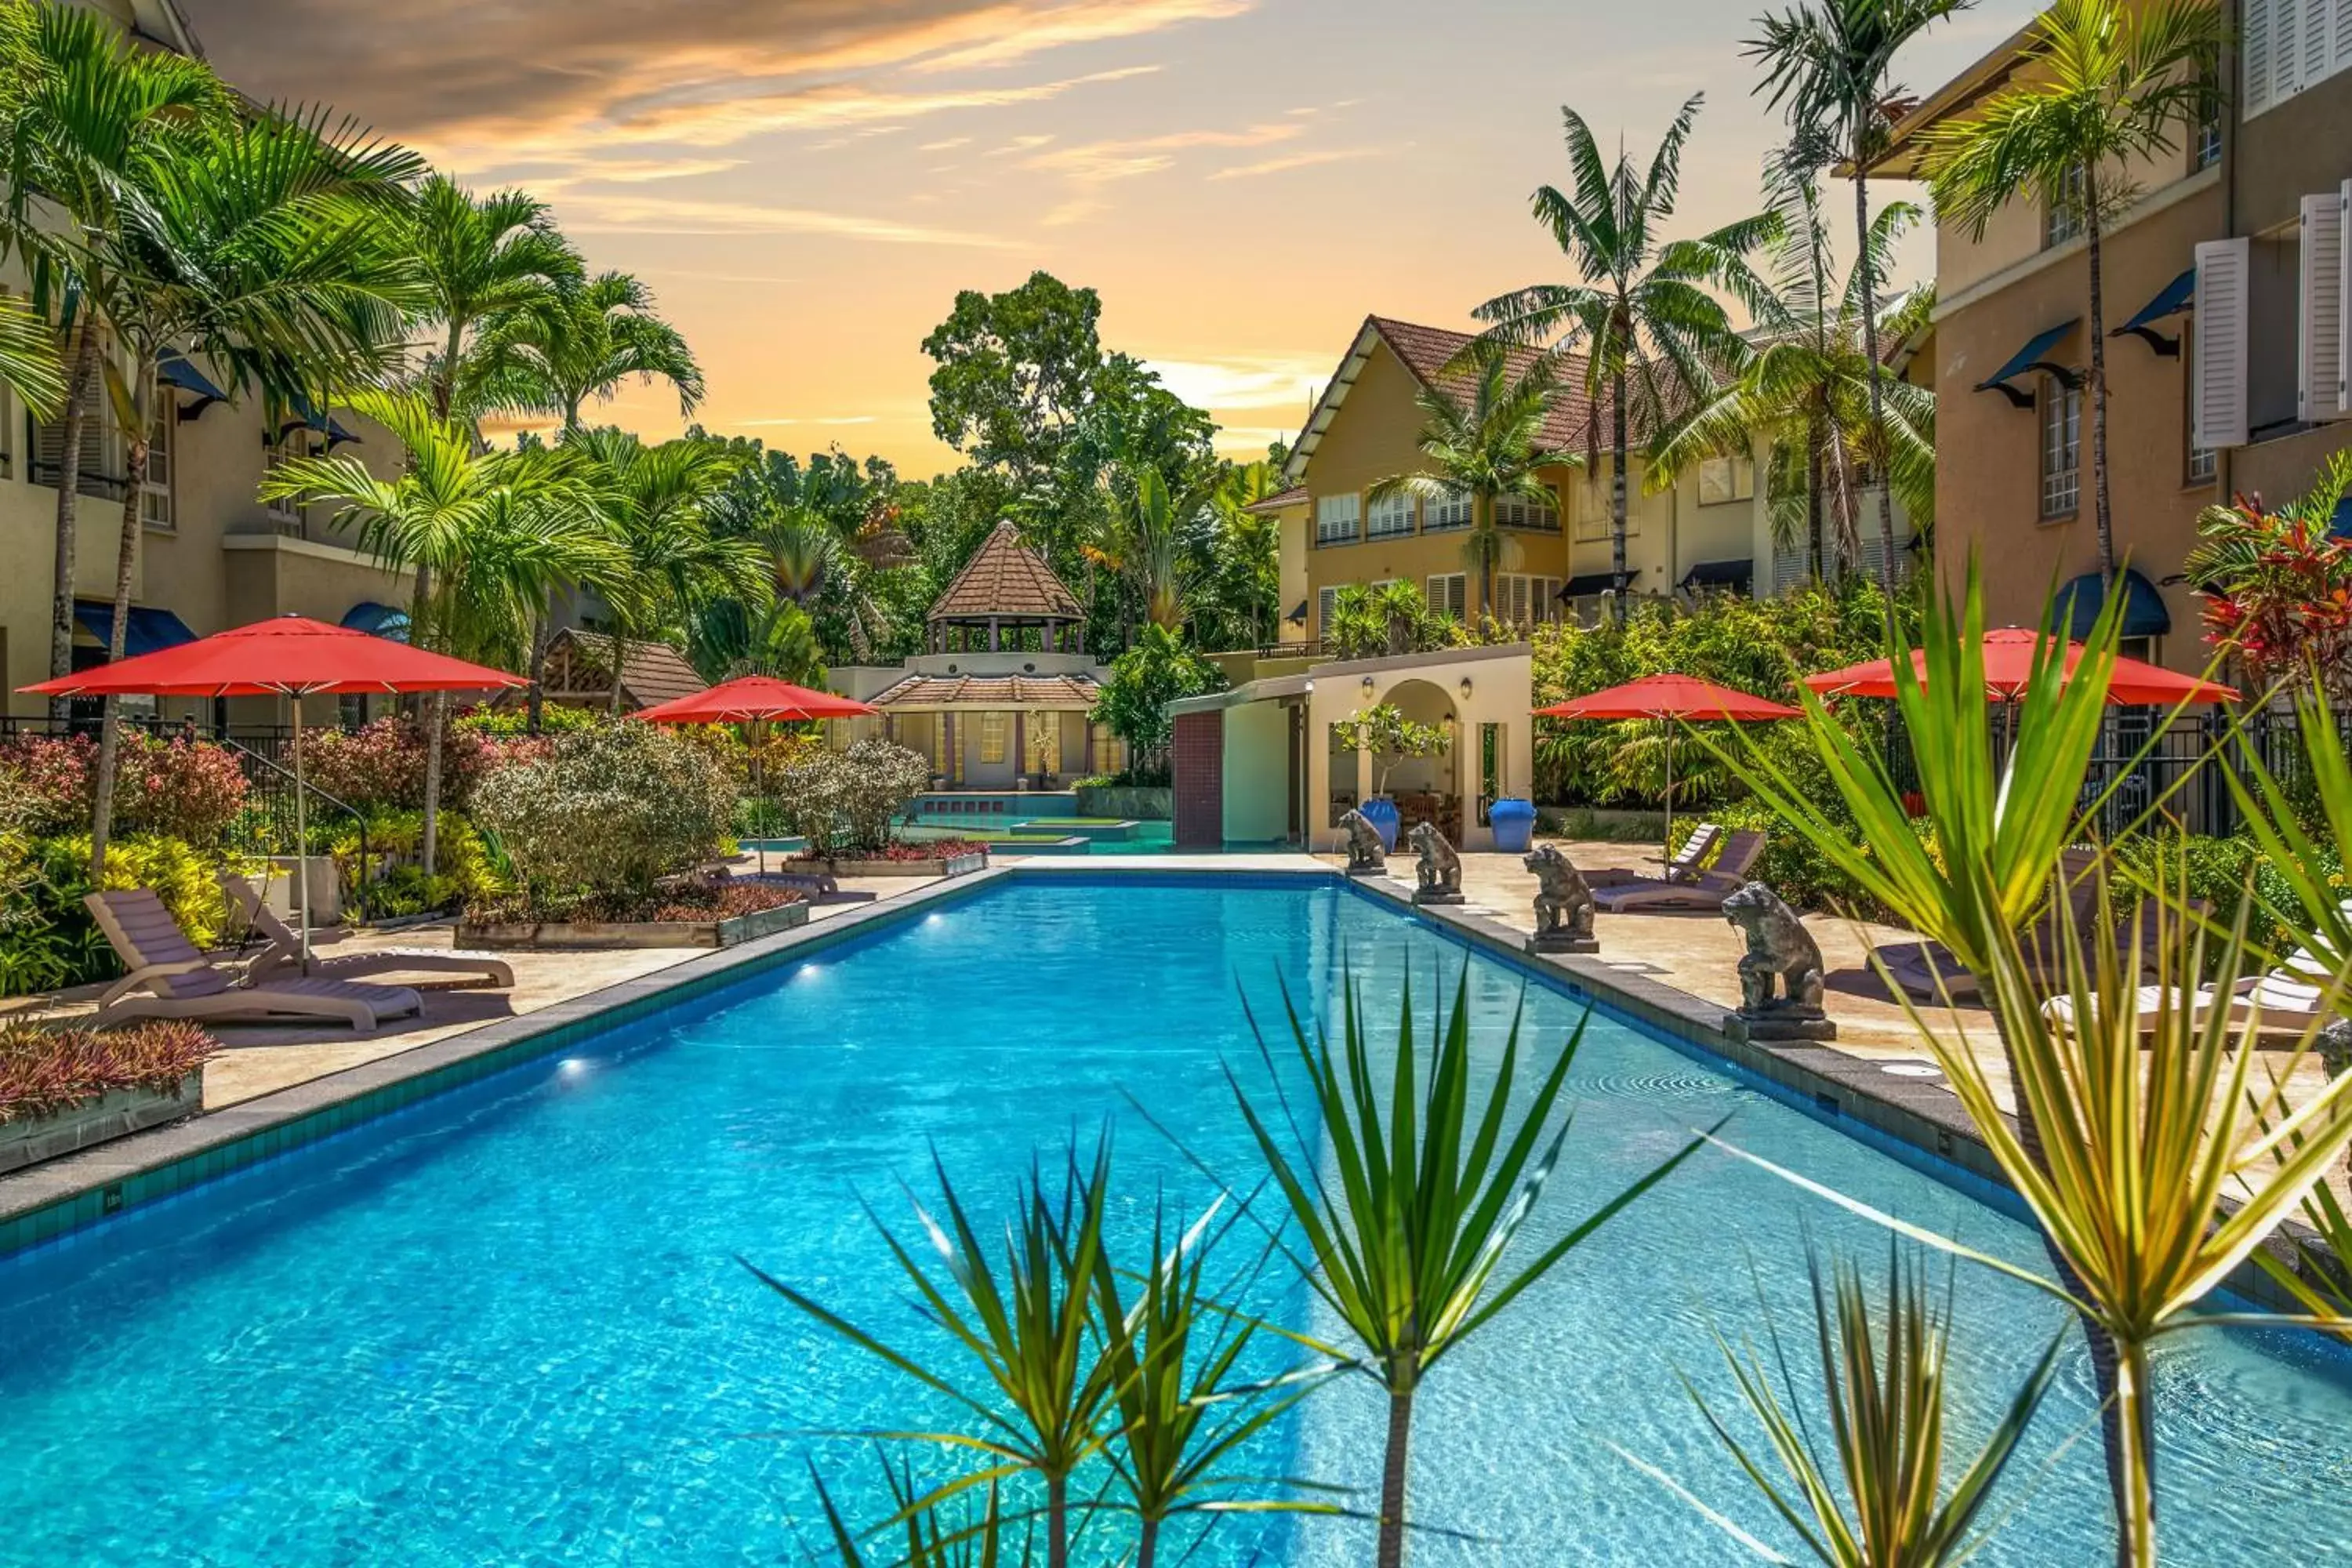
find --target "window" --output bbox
[33,349,118,499]
[2241,0,2352,119]
[1493,488,1560,532]
[2193,115,2222,172]
[1697,456,1755,506]
[1493,573,1564,627]
[1366,488,1416,539]
[1316,585,1340,639]
[138,391,173,532]
[263,432,307,529]
[2045,165,2087,248]
[1424,485,1472,532]
[1315,492,1359,545]
[1572,465,1635,541]
[978,712,1008,764]
[1425,572,1467,621]
[2039,376,2082,517]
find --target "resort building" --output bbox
[826,521,1123,789]
[493,629,710,718]
[1247,314,1922,652]
[0,0,412,726]
[1860,0,2352,669]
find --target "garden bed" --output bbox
[800,846,989,879]
[0,1021,214,1174]
[459,899,810,951]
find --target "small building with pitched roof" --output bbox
[826,521,1124,789]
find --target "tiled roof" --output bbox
[869,672,1102,709]
[1366,315,1674,452]
[1243,485,1308,514]
[560,630,708,709]
[929,520,1083,623]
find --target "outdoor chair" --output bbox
[2041,900,2352,1037]
[220,873,514,992]
[1583,823,1723,889]
[85,890,422,1033]
[1590,829,1767,913]
[1875,849,2132,1004]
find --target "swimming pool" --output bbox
[2,877,2346,1565]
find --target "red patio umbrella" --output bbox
[1801,627,2239,705]
[1534,673,1802,855]
[24,615,525,959]
[632,674,875,724]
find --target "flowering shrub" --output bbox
[803,837,988,863]
[0,733,248,844]
[773,739,929,855]
[302,718,553,812]
[470,722,737,915]
[2186,456,2352,700]
[0,1018,215,1125]
[648,880,807,923]
[0,735,95,835]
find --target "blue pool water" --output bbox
[3,878,2350,1566]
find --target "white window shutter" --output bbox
[2280,0,2303,98]
[2341,180,2352,416]
[2194,238,2251,448]
[2302,191,2347,420]
[2338,0,2352,71]
[2305,0,2334,91]
[2247,0,2274,114]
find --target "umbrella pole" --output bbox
[292,697,311,969]
[1662,719,1674,866]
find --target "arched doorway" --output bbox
[1378,677,1461,844]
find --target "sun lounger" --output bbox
[2042,902,2351,1036]
[1591,829,1767,913]
[220,873,514,991]
[1876,849,2144,1004]
[1583,823,1722,888]
[85,889,422,1033]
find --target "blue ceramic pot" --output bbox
[1488,797,1536,853]
[1358,796,1400,851]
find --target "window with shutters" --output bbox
[2044,165,2087,248]
[1314,492,1359,545]
[2194,238,2252,448]
[263,431,307,529]
[1425,573,1467,621]
[1491,573,1563,628]
[1365,488,1416,539]
[138,390,172,532]
[31,351,119,500]
[2298,186,2348,423]
[1697,456,1755,506]
[1424,485,1472,532]
[2242,0,2352,117]
[1316,585,1340,639]
[1572,466,1635,541]
[1492,488,1560,531]
[978,712,1007,764]
[2039,376,2082,517]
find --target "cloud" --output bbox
[1025,121,1301,223]
[1207,147,1379,180]
[919,136,974,151]
[735,415,881,426]
[183,2,1236,159]
[1141,353,1332,411]
[550,191,1015,247]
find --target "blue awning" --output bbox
[1560,573,1622,598]
[1679,558,1753,590]
[281,389,361,448]
[71,600,198,659]
[1975,320,2080,405]
[2116,269,2196,333]
[2052,568,2171,640]
[340,601,410,641]
[2334,494,2352,540]
[156,350,227,416]
[1284,599,1308,624]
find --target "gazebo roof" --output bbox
[928,520,1083,625]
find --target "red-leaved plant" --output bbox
[0,1018,216,1125]
[2186,452,2352,700]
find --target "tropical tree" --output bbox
[262,390,619,871]
[1477,93,1776,617]
[0,0,223,714]
[405,176,575,423]
[1367,351,1577,622]
[1748,0,1973,591]
[1221,975,1715,1568]
[1203,459,1285,648]
[1647,154,1934,584]
[1921,0,2219,574]
[1089,623,1222,781]
[571,427,765,713]
[74,103,426,870]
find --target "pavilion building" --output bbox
[826,521,1123,789]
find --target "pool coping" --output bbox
[0,858,2317,1312]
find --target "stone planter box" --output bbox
[1076,785,1171,821]
[801,850,989,880]
[0,1073,204,1176]
[459,901,810,951]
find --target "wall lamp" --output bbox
[1360,675,1376,697]
[1457,677,1474,701]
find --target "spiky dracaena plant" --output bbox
[1220,974,1720,1568]
[809,1458,1037,1568]
[1625,1247,2062,1566]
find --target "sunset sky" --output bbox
[182,0,2034,475]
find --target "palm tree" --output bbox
[1367,351,1577,622]
[1223,975,1715,1568]
[1748,0,1973,593]
[472,270,703,728]
[406,176,576,423]
[0,0,222,714]
[1647,154,1934,586]
[73,103,426,871]
[571,427,765,713]
[1082,466,1189,637]
[1477,93,1776,618]
[262,390,619,872]
[1206,459,1283,647]
[1921,0,2219,575]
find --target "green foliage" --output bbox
[1090,625,1225,782]
[455,703,598,739]
[328,809,508,920]
[0,831,245,994]
[469,722,735,915]
[771,739,930,856]
[1331,702,1452,797]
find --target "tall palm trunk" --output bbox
[412,561,442,877]
[47,328,100,721]
[1609,368,1630,624]
[89,377,152,875]
[525,594,550,735]
[1806,422,1826,583]
[1853,170,1900,597]
[2083,191,2116,575]
[608,626,626,715]
[1375,1352,1419,1568]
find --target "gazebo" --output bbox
[924,520,1087,654]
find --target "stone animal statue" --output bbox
[1722,881,1825,1013]
[1523,844,1595,941]
[1406,822,1463,901]
[1337,808,1387,873]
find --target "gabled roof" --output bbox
[1282,316,1617,486]
[869,672,1102,710]
[1243,485,1308,515]
[549,629,708,710]
[929,520,1083,624]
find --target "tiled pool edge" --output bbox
[0,869,1016,1261]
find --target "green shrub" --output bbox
[773,739,930,855]
[325,809,508,920]
[469,723,736,916]
[453,703,601,739]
